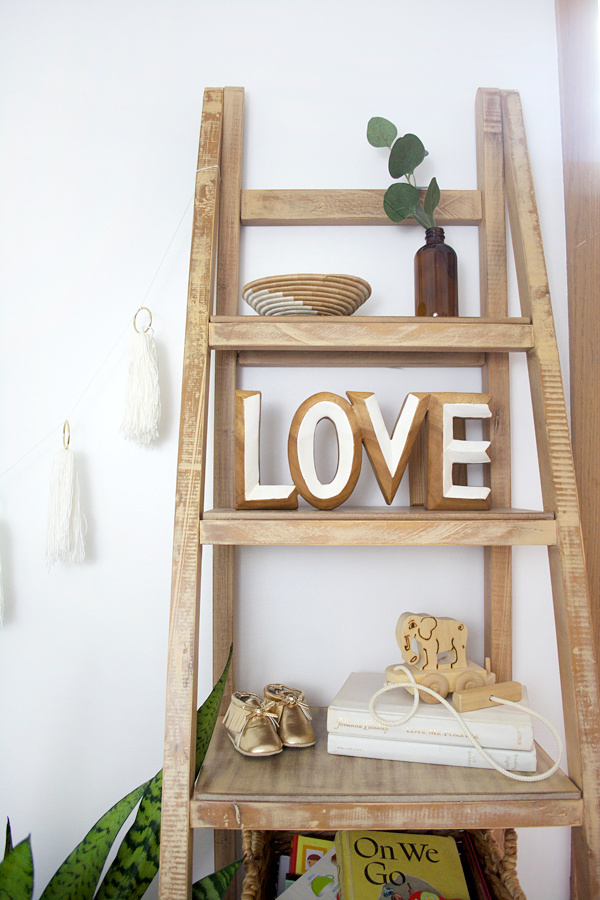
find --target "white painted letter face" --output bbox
[235,391,297,509]
[442,401,492,502]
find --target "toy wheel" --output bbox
[419,673,449,704]
[454,671,486,692]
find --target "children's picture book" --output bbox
[335,830,470,900]
[291,835,336,874]
[327,672,534,751]
[278,847,339,900]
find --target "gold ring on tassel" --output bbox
[63,420,71,450]
[133,306,152,333]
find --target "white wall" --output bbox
[0,1,573,897]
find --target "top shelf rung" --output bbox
[241,189,482,226]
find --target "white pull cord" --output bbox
[369,665,563,782]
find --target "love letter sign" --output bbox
[235,390,492,511]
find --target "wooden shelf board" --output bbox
[209,317,534,355]
[200,508,557,547]
[191,709,581,830]
[240,189,482,227]
[237,350,487,367]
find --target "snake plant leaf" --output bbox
[383,182,420,223]
[195,646,233,775]
[388,133,427,179]
[95,646,233,900]
[39,781,148,900]
[192,857,244,900]
[423,177,440,222]
[0,836,33,900]
[367,117,397,148]
[4,820,13,861]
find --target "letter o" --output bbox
[288,392,362,510]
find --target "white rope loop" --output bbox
[369,665,562,782]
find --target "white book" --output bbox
[277,847,338,900]
[327,671,534,751]
[327,731,538,771]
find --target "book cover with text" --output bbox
[335,830,470,900]
[327,672,533,751]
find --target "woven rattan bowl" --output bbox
[242,274,371,316]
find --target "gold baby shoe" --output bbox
[223,691,283,757]
[264,683,315,748]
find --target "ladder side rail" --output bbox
[502,88,600,900]
[476,87,513,683]
[212,86,245,896]
[213,86,244,703]
[159,88,224,900]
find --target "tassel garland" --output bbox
[46,422,85,567]
[120,307,161,445]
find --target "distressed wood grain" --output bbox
[158,88,223,900]
[241,189,482,226]
[476,88,513,683]
[503,87,600,899]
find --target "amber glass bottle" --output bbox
[414,226,458,316]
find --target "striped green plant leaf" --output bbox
[93,771,162,900]
[95,646,233,900]
[4,820,13,860]
[192,858,243,900]
[0,836,33,900]
[39,782,148,900]
[194,647,233,775]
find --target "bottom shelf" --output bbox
[240,828,525,900]
[191,709,581,831]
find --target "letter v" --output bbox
[347,392,430,504]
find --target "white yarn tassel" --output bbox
[46,424,85,567]
[121,307,160,445]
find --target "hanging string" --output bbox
[0,194,195,482]
[369,665,563,782]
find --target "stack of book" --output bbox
[274,829,492,900]
[327,671,537,771]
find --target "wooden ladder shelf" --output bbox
[158,87,600,899]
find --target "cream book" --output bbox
[327,731,537,771]
[327,671,534,751]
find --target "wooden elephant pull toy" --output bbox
[385,612,522,709]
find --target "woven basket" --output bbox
[240,829,526,900]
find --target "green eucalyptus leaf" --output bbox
[367,117,397,148]
[4,820,13,861]
[0,836,33,900]
[388,133,426,179]
[192,858,244,900]
[95,646,233,900]
[423,177,440,222]
[383,182,420,223]
[412,204,434,229]
[39,782,148,900]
